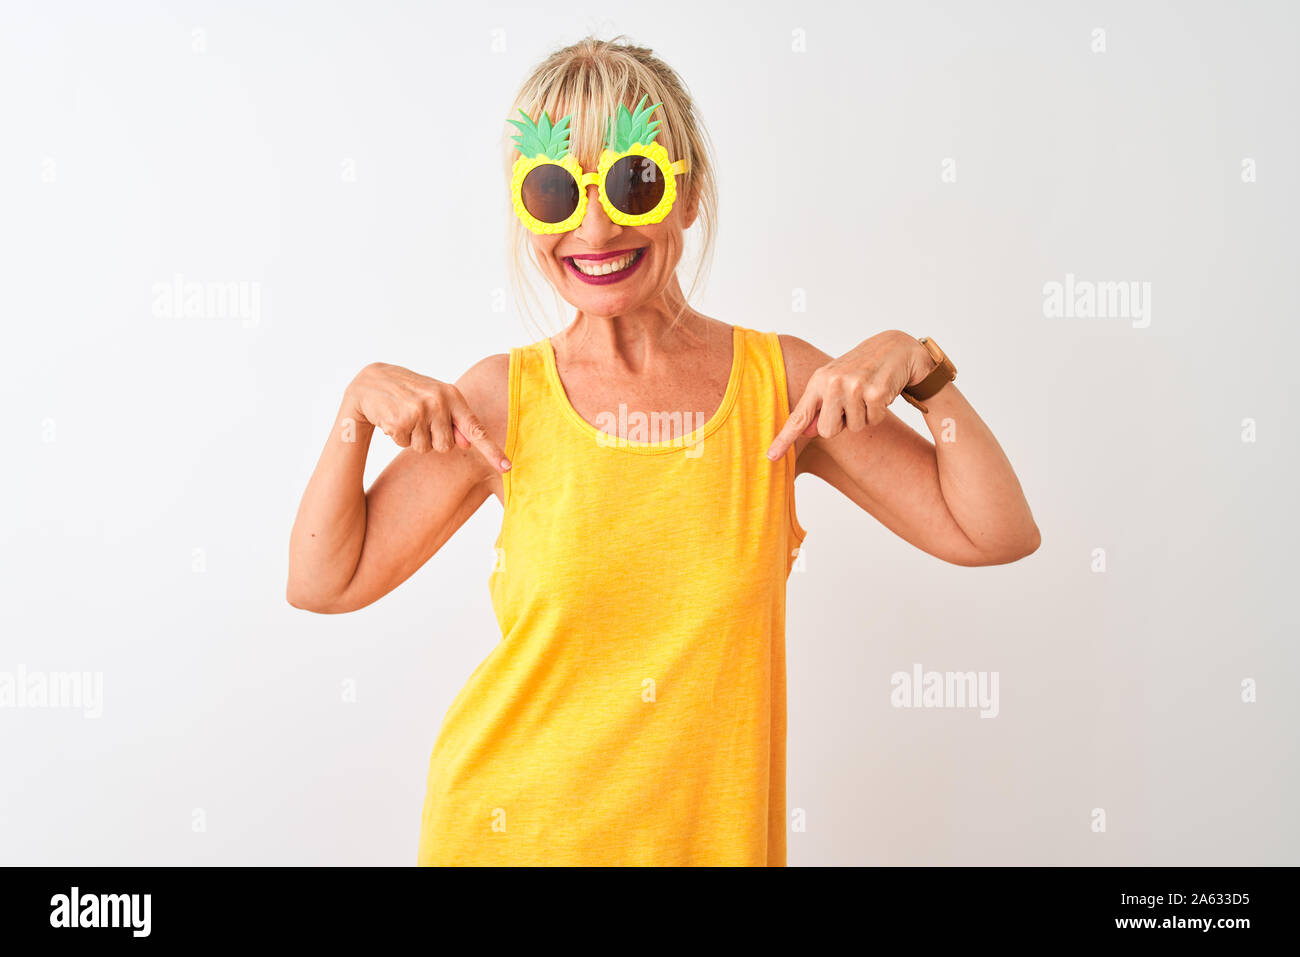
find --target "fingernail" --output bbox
[500,459,511,471]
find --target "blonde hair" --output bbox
[504,36,718,338]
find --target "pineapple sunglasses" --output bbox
[508,95,691,234]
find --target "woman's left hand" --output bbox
[766,330,936,460]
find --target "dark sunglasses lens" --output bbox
[521,164,580,223]
[605,155,666,216]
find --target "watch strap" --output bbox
[901,337,956,413]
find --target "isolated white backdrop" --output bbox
[1,0,1296,865]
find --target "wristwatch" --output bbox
[900,337,956,414]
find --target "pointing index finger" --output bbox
[451,402,511,472]
[766,392,818,461]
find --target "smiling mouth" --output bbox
[564,247,648,284]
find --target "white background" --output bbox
[1,0,1296,865]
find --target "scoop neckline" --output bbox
[541,325,745,455]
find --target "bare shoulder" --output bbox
[454,352,510,447]
[449,352,510,501]
[455,352,510,399]
[771,333,833,464]
[774,333,832,408]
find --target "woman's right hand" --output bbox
[346,362,511,472]
[288,354,508,614]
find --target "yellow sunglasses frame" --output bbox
[510,145,691,235]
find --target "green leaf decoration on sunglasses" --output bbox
[605,94,662,152]
[508,108,572,161]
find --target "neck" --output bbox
[560,276,706,367]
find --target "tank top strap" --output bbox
[731,326,783,434]
[500,338,563,509]
[735,327,808,551]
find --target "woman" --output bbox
[287,37,1040,866]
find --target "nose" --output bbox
[572,184,620,245]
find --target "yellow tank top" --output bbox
[417,325,807,866]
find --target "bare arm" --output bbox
[770,331,1040,567]
[286,354,510,613]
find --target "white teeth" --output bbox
[572,249,640,276]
